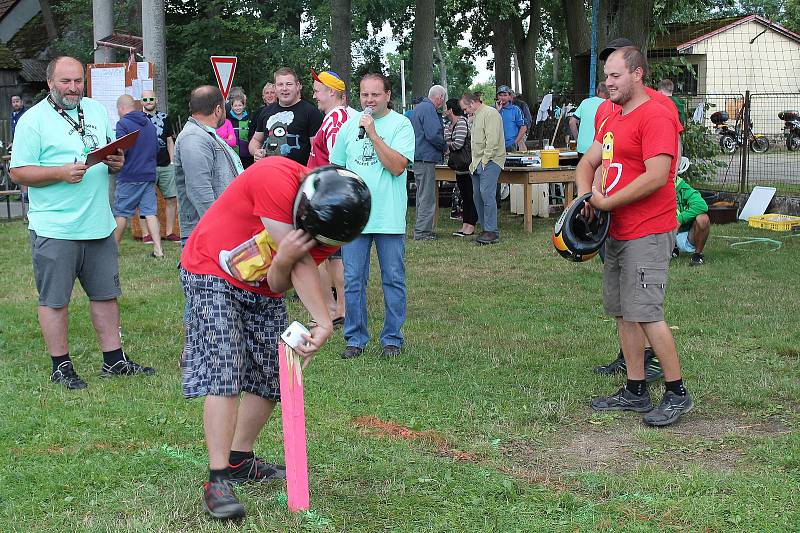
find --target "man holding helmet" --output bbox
[575,46,693,427]
[179,158,370,519]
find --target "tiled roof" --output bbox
[19,58,45,81]
[0,0,18,22]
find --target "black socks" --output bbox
[208,468,230,483]
[626,379,647,396]
[102,348,125,367]
[229,450,254,466]
[51,353,71,373]
[666,379,688,396]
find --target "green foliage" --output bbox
[681,119,727,184]
[469,79,497,104]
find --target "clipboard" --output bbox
[85,130,140,167]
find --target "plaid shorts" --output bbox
[180,269,287,400]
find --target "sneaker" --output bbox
[382,345,401,357]
[100,354,156,377]
[690,253,704,266]
[202,480,245,520]
[642,391,694,426]
[164,233,181,242]
[671,246,679,259]
[229,456,286,484]
[591,387,653,412]
[593,350,626,375]
[644,347,664,382]
[51,361,87,390]
[142,235,153,244]
[476,231,499,245]
[341,346,363,359]
[414,234,436,241]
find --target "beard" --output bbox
[609,85,632,105]
[51,88,82,110]
[215,115,226,129]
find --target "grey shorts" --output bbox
[602,232,676,323]
[30,231,121,308]
[180,269,287,400]
[156,164,178,198]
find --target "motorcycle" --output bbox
[710,111,770,154]
[778,110,800,151]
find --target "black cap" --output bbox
[599,38,634,61]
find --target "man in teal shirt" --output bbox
[569,83,609,157]
[11,56,155,390]
[330,72,415,358]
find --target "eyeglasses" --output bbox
[141,97,156,103]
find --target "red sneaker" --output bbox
[142,235,153,244]
[164,233,181,242]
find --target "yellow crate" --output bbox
[748,214,800,232]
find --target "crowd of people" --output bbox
[8,38,710,519]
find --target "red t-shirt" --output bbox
[594,99,678,240]
[595,87,683,133]
[307,106,350,169]
[181,157,337,297]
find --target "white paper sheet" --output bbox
[130,79,142,100]
[90,66,126,129]
[142,79,154,92]
[137,62,150,81]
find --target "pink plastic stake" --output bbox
[278,342,310,512]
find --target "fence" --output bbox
[680,92,800,197]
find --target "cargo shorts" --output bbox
[602,231,676,323]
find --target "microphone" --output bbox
[358,107,374,139]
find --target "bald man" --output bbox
[112,94,163,257]
[10,56,155,390]
[137,89,179,242]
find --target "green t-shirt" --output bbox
[11,97,116,240]
[573,96,605,154]
[329,110,415,234]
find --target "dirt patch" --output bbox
[503,412,792,476]
[352,412,793,485]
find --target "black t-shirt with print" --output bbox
[255,100,323,165]
[146,111,175,167]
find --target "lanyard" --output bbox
[48,95,85,137]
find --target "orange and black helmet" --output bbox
[552,193,610,262]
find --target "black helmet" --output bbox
[552,193,611,262]
[292,165,371,246]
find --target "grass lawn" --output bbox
[1,211,799,532]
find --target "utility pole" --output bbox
[93,0,114,63]
[142,0,168,109]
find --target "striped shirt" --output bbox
[307,105,350,168]
[445,115,469,151]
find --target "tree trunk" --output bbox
[412,0,435,97]
[92,0,115,63]
[552,47,559,84]
[562,0,591,97]
[511,0,540,103]
[492,18,512,89]
[330,0,352,89]
[599,0,654,53]
[142,0,168,109]
[39,0,58,44]
[433,35,447,90]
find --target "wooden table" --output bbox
[434,165,576,232]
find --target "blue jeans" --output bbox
[342,234,406,349]
[471,161,501,233]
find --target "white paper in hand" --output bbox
[281,321,311,349]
